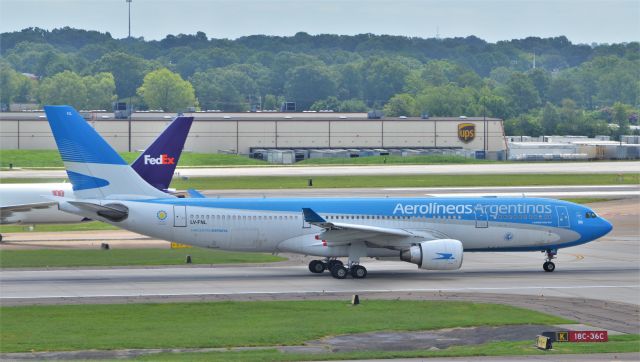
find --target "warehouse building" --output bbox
[0,111,507,160]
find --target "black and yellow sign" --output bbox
[171,242,192,249]
[536,335,552,350]
[556,332,568,342]
[458,123,476,143]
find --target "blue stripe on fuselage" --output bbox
[132,197,607,251]
[133,197,578,226]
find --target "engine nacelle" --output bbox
[400,239,463,270]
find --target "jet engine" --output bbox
[400,239,463,270]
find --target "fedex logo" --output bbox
[144,154,175,165]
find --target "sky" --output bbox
[0,0,638,44]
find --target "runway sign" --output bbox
[568,331,608,342]
[170,242,192,249]
[536,335,552,350]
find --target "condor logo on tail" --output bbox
[458,123,475,143]
[144,154,175,165]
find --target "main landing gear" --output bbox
[542,249,557,272]
[308,258,367,279]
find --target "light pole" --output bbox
[126,0,132,38]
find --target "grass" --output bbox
[0,221,118,233]
[297,154,492,165]
[560,198,616,204]
[0,300,572,353]
[0,150,267,168]
[0,248,285,268]
[170,173,640,189]
[138,335,640,361]
[2,173,638,189]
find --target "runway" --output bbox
[200,185,640,198]
[2,161,639,179]
[1,198,638,334]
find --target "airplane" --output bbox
[0,113,193,242]
[43,105,613,278]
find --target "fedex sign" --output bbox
[144,154,175,165]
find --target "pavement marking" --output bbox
[2,284,637,300]
[425,191,640,197]
[385,185,640,191]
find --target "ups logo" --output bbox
[458,123,475,143]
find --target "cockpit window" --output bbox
[585,212,597,218]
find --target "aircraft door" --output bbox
[556,206,570,228]
[174,205,187,227]
[475,204,488,228]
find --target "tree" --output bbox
[362,58,410,105]
[284,64,337,110]
[503,73,540,114]
[541,102,560,134]
[93,52,153,98]
[137,68,196,112]
[0,63,22,107]
[84,72,117,110]
[262,94,284,110]
[310,96,341,112]
[37,70,87,109]
[527,68,551,103]
[612,102,630,138]
[383,94,416,116]
[504,114,543,137]
[414,85,477,117]
[190,68,257,111]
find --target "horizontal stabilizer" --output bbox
[187,189,206,198]
[68,201,129,222]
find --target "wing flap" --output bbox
[302,207,429,248]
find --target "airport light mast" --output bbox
[126,0,132,38]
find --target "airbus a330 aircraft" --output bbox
[44,106,612,278]
[0,113,193,241]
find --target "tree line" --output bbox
[0,27,638,137]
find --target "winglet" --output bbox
[187,189,206,198]
[302,208,326,223]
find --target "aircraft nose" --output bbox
[598,217,613,238]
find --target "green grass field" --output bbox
[0,150,267,168]
[0,300,572,353]
[169,173,640,189]
[297,154,492,165]
[0,220,117,233]
[139,335,640,361]
[0,248,285,268]
[5,173,635,189]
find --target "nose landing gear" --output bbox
[542,249,557,272]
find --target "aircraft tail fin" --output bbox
[131,115,194,191]
[44,105,170,200]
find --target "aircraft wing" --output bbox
[0,201,57,219]
[302,208,432,248]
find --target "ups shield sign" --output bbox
[458,123,475,143]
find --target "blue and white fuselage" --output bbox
[98,197,610,254]
[43,105,613,279]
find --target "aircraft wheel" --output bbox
[308,260,326,274]
[326,259,343,270]
[331,265,348,279]
[351,265,367,279]
[543,261,555,272]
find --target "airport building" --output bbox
[0,111,508,160]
